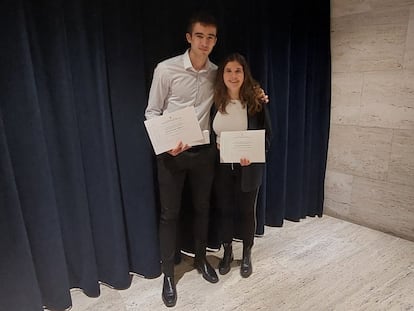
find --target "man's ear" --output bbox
[185,33,192,44]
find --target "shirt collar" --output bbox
[183,49,213,73]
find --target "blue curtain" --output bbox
[0,0,330,310]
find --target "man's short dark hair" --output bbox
[187,11,218,34]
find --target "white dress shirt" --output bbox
[145,49,217,131]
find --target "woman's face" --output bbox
[223,61,244,93]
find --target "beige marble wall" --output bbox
[326,0,414,241]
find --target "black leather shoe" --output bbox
[240,247,252,278]
[218,243,233,275]
[194,258,219,283]
[162,275,177,307]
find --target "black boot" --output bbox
[194,257,219,283]
[162,275,177,307]
[240,245,252,278]
[218,242,233,275]
[174,250,182,265]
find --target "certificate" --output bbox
[144,106,205,155]
[219,130,266,163]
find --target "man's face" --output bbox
[186,22,217,57]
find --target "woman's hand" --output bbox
[240,158,251,166]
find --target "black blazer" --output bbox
[211,103,273,192]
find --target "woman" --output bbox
[212,53,272,278]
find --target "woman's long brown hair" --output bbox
[214,53,263,116]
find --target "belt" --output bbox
[186,144,212,153]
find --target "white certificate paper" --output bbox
[144,106,205,155]
[219,130,266,163]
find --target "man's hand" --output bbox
[254,85,269,104]
[167,141,190,156]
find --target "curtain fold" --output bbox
[260,1,331,227]
[1,1,160,310]
[1,1,73,308]
[0,109,44,311]
[101,0,160,276]
[0,0,330,310]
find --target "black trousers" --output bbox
[156,145,216,276]
[214,164,258,248]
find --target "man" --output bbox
[145,12,219,308]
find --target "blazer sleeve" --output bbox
[240,104,273,192]
[210,104,218,145]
